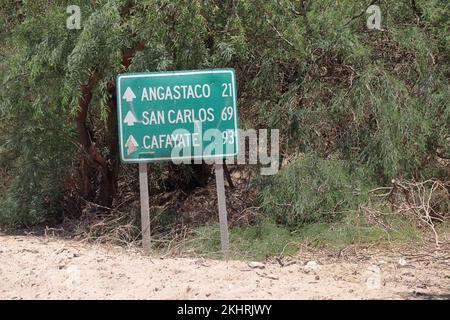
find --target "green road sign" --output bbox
[117,69,239,163]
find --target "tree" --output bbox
[1,0,448,227]
[0,0,245,225]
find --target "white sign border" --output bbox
[117,69,239,163]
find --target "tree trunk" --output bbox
[74,2,145,210]
[76,72,101,202]
[97,83,120,208]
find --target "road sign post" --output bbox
[214,162,229,256]
[116,69,239,255]
[139,163,151,253]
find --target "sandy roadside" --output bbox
[0,235,449,299]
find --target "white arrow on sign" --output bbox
[125,135,139,155]
[123,111,138,126]
[122,87,136,102]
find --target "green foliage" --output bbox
[258,155,371,227]
[246,0,450,181]
[177,215,423,260]
[0,1,81,227]
[326,65,449,181]
[296,213,422,249]
[0,0,449,228]
[182,221,300,260]
[0,114,76,227]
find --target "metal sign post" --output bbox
[139,163,151,253]
[214,162,230,256]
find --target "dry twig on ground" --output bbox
[368,179,449,247]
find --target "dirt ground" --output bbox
[0,234,449,300]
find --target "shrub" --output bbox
[258,155,370,228]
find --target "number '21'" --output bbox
[222,83,232,97]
